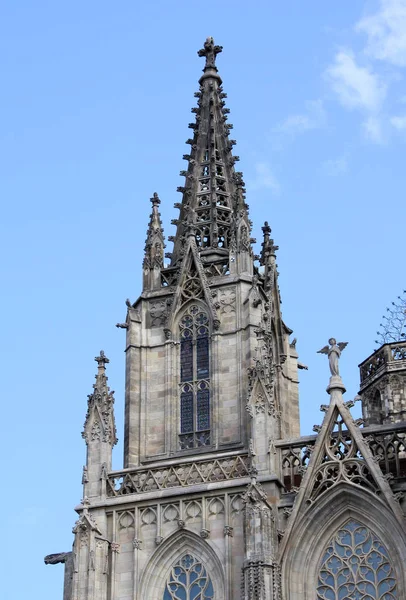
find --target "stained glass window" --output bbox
[317,519,398,599]
[163,554,214,600]
[179,305,210,449]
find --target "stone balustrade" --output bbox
[106,453,250,497]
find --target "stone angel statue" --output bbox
[317,338,348,377]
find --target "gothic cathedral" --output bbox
[46,38,406,600]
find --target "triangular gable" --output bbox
[72,509,102,536]
[246,374,276,418]
[165,237,219,332]
[280,392,405,557]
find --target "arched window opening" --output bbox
[163,554,214,600]
[179,305,210,450]
[317,519,398,599]
[369,389,382,425]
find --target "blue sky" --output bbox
[1,1,405,597]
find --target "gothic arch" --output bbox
[173,298,214,337]
[138,529,225,600]
[281,483,406,599]
[174,300,214,451]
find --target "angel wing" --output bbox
[337,342,348,351]
[317,345,329,355]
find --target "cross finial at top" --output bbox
[198,37,223,70]
[150,192,161,207]
[95,350,109,368]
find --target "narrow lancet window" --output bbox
[163,554,214,600]
[179,305,210,449]
[317,519,398,599]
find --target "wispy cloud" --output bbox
[390,114,406,129]
[357,0,406,67]
[324,2,406,143]
[276,99,326,135]
[248,162,281,195]
[322,156,348,176]
[326,51,386,112]
[363,116,385,143]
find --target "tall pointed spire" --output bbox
[143,192,165,290]
[169,37,254,273]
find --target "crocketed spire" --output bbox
[82,351,117,447]
[143,192,165,290]
[167,37,254,270]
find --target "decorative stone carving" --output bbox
[224,525,233,537]
[44,552,71,565]
[82,351,117,447]
[317,338,348,377]
[149,300,168,327]
[107,454,250,496]
[219,287,236,314]
[132,538,142,550]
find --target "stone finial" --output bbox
[197,37,223,70]
[260,221,279,267]
[95,350,109,369]
[151,191,160,206]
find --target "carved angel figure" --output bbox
[317,338,348,376]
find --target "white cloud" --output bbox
[277,99,326,135]
[390,114,406,128]
[326,51,386,112]
[357,0,406,67]
[363,116,385,143]
[322,156,348,176]
[249,163,280,194]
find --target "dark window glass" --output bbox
[180,390,193,433]
[197,388,210,431]
[180,338,193,382]
[179,305,211,449]
[196,334,209,379]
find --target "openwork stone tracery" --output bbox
[163,554,214,600]
[317,519,398,599]
[309,409,379,502]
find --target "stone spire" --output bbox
[143,192,165,290]
[168,37,254,273]
[82,350,117,498]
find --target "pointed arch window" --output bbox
[317,519,398,599]
[163,554,214,599]
[179,305,210,450]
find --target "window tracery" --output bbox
[163,554,214,600]
[317,519,398,599]
[179,305,211,449]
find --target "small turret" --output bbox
[359,341,406,425]
[82,351,117,498]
